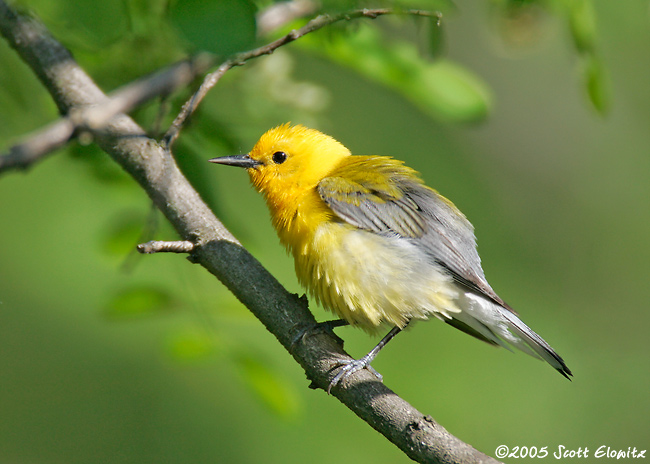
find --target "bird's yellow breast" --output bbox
[276,191,461,332]
[243,125,464,331]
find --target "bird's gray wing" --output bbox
[317,175,427,238]
[318,169,509,309]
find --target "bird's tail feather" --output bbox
[499,310,573,379]
[453,292,573,379]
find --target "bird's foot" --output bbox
[290,319,348,353]
[327,354,383,394]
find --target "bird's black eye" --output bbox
[272,151,287,164]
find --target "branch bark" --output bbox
[0,2,500,463]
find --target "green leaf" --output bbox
[583,55,610,115]
[105,286,176,319]
[417,59,492,122]
[235,353,301,418]
[170,0,257,55]
[428,16,445,59]
[568,0,597,54]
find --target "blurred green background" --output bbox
[1,0,648,462]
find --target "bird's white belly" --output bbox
[296,222,461,331]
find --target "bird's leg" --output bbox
[291,319,349,352]
[327,320,410,394]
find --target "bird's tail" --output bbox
[452,292,573,379]
[499,309,573,379]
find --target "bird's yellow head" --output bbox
[210,124,351,204]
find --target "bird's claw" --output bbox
[326,358,383,394]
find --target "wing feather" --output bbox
[318,156,509,309]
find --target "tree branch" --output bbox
[0,2,499,463]
[137,240,196,254]
[0,53,213,174]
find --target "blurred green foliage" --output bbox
[105,286,178,319]
[298,21,493,122]
[1,0,649,463]
[170,0,257,55]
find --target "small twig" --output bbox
[137,240,195,254]
[0,118,75,173]
[0,55,213,174]
[162,7,441,149]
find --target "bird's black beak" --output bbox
[208,154,263,169]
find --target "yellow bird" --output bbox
[210,124,572,391]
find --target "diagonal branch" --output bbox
[0,2,499,463]
[0,54,213,174]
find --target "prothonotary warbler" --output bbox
[210,124,572,392]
